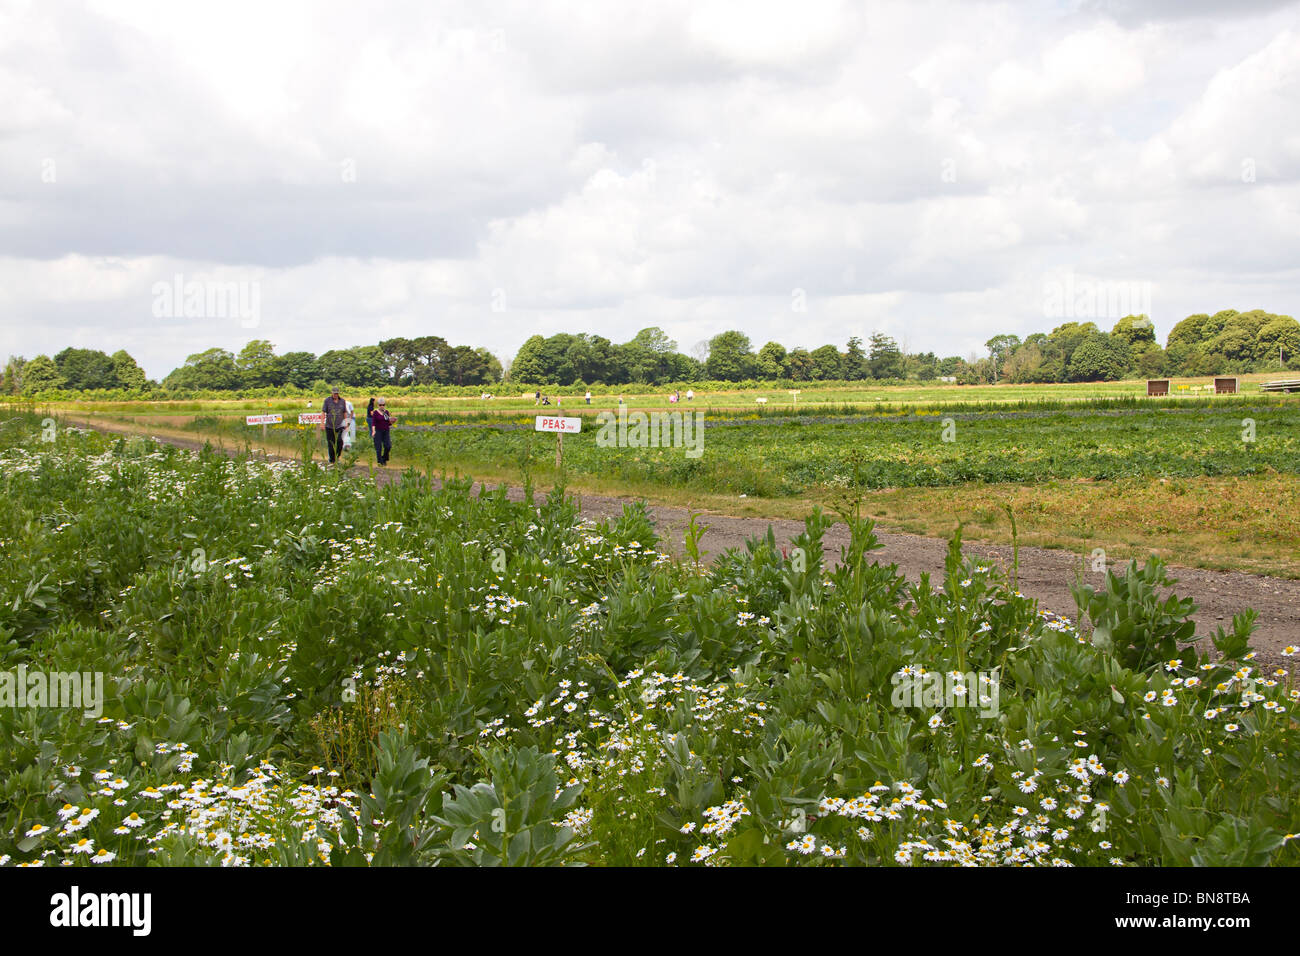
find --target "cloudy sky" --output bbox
[2,0,1298,379]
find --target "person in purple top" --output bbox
[370,397,395,466]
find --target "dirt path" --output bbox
[73,419,1300,671]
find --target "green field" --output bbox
[2,413,1296,867]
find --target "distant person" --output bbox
[585,390,592,405]
[541,395,552,406]
[618,395,624,405]
[366,397,375,431]
[322,386,349,464]
[370,397,394,466]
[343,399,356,452]
[534,390,541,406]
[686,389,694,402]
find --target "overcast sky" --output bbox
[2,0,1298,379]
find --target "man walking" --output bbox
[322,386,349,464]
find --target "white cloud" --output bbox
[1,0,1298,377]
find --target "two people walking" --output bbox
[322,388,394,466]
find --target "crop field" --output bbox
[49,385,1300,577]
[1,413,1296,868]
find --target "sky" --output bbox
[1,0,1298,380]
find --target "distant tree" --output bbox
[164,348,242,391]
[111,350,148,390]
[1003,344,1044,383]
[54,347,118,390]
[1256,316,1300,365]
[755,341,788,379]
[786,348,815,381]
[509,336,548,384]
[1166,313,1210,351]
[442,344,490,386]
[277,352,320,389]
[3,355,27,394]
[236,340,280,388]
[704,331,754,381]
[867,333,903,379]
[1068,334,1130,381]
[985,334,1021,378]
[1111,315,1157,348]
[410,335,451,384]
[317,346,387,388]
[810,344,843,380]
[938,356,962,377]
[379,337,418,384]
[476,348,504,383]
[843,336,869,380]
[21,355,64,394]
[1136,346,1166,377]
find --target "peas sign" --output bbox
[535,415,582,468]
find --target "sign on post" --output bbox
[246,413,281,445]
[535,416,581,470]
[534,416,582,433]
[299,413,326,425]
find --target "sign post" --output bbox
[789,389,800,410]
[535,415,582,471]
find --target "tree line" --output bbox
[3,308,1296,396]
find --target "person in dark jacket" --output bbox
[366,397,376,431]
[370,397,395,466]
[321,387,349,463]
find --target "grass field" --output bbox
[2,414,1296,867]
[37,376,1299,577]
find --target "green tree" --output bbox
[786,348,815,381]
[843,336,868,380]
[379,337,418,384]
[21,355,63,394]
[704,331,754,381]
[3,355,27,394]
[54,347,118,390]
[1256,316,1300,365]
[111,350,148,390]
[410,335,452,384]
[508,336,547,384]
[868,333,902,379]
[277,352,320,389]
[318,346,387,388]
[810,344,843,380]
[164,348,242,391]
[1111,315,1156,348]
[755,341,788,379]
[985,334,1021,378]
[1067,334,1130,381]
[236,340,280,388]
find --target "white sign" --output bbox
[299,413,326,425]
[535,416,582,433]
[245,414,282,425]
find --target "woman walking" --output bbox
[370,397,395,466]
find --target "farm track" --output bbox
[73,418,1300,672]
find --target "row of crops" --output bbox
[0,414,1296,866]
[377,401,1300,497]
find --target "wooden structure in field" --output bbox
[1214,376,1239,394]
[1261,379,1300,393]
[1146,379,1170,396]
